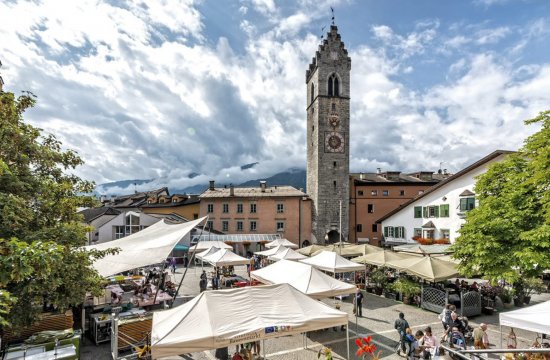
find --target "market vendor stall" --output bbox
[150,283,349,359]
[264,238,299,249]
[268,247,306,261]
[299,250,365,273]
[251,260,356,298]
[201,248,252,267]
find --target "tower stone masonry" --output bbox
[306,25,351,245]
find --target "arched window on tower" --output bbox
[328,73,339,97]
[310,83,315,104]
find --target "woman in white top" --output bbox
[422,326,439,358]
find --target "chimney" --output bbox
[260,180,267,192]
[377,168,381,174]
[443,169,448,175]
[229,184,234,196]
[359,172,364,180]
[100,195,107,203]
[209,180,215,190]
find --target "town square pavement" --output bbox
[81,263,550,360]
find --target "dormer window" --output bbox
[328,73,339,97]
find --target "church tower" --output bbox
[306,25,351,245]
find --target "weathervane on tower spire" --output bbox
[330,7,335,25]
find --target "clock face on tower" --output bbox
[325,131,345,153]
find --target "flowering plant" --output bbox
[355,336,382,359]
[317,347,333,360]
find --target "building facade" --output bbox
[349,171,444,246]
[199,181,312,247]
[306,25,351,245]
[141,193,200,221]
[377,150,512,245]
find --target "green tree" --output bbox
[452,110,550,294]
[0,87,114,329]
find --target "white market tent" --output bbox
[265,238,299,249]
[201,248,252,267]
[499,300,550,334]
[86,217,206,277]
[299,250,365,273]
[251,260,356,299]
[189,240,232,253]
[151,283,349,359]
[196,247,221,260]
[268,247,307,261]
[254,244,287,256]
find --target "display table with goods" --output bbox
[5,329,81,360]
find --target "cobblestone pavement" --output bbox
[81,264,550,360]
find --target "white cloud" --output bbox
[475,26,510,44]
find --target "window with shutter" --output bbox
[414,206,422,218]
[423,207,428,218]
[434,206,440,217]
[384,227,388,237]
[440,204,449,217]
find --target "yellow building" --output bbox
[141,193,200,220]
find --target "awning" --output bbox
[499,300,550,334]
[86,217,206,277]
[151,283,348,359]
[268,248,307,261]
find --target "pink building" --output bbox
[199,181,312,248]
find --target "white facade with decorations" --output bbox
[378,151,512,245]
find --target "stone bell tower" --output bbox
[306,25,351,245]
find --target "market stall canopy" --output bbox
[499,300,550,334]
[392,244,452,255]
[313,244,383,257]
[201,248,251,267]
[151,283,348,359]
[189,240,232,253]
[264,238,299,249]
[86,217,206,277]
[386,256,459,282]
[251,260,356,298]
[351,250,415,267]
[196,247,221,260]
[299,251,365,273]
[268,248,307,261]
[296,244,327,256]
[255,245,286,256]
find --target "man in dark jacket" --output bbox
[394,312,410,354]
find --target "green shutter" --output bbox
[384,227,388,237]
[468,198,476,210]
[440,204,449,217]
[459,198,466,211]
[423,207,428,218]
[434,206,440,218]
[414,206,422,218]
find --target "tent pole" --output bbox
[346,322,350,360]
[500,325,502,349]
[172,218,207,307]
[152,263,167,306]
[262,339,265,359]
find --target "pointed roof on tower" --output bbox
[306,25,351,83]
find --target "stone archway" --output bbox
[326,230,340,244]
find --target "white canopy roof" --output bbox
[151,283,348,359]
[268,248,307,261]
[86,217,205,277]
[196,247,220,260]
[201,248,252,267]
[189,240,232,253]
[299,250,365,273]
[499,300,550,334]
[265,238,299,249]
[251,260,356,299]
[254,245,286,256]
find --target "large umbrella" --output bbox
[313,244,383,257]
[299,251,365,273]
[386,256,459,282]
[351,250,415,267]
[268,248,307,261]
[392,244,452,255]
[296,244,327,256]
[265,238,299,249]
[196,247,221,260]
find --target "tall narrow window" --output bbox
[328,73,339,97]
[310,83,314,104]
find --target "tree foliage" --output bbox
[0,88,114,329]
[452,110,550,291]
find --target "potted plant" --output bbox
[500,288,513,308]
[383,282,397,300]
[392,278,420,305]
[522,277,546,304]
[369,268,388,296]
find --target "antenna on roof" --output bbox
[330,7,335,25]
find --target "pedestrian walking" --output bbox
[354,287,364,317]
[199,270,207,292]
[394,312,410,355]
[183,253,189,268]
[473,323,489,349]
[170,257,177,274]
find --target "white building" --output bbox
[377,150,513,245]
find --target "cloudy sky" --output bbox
[1,0,549,192]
